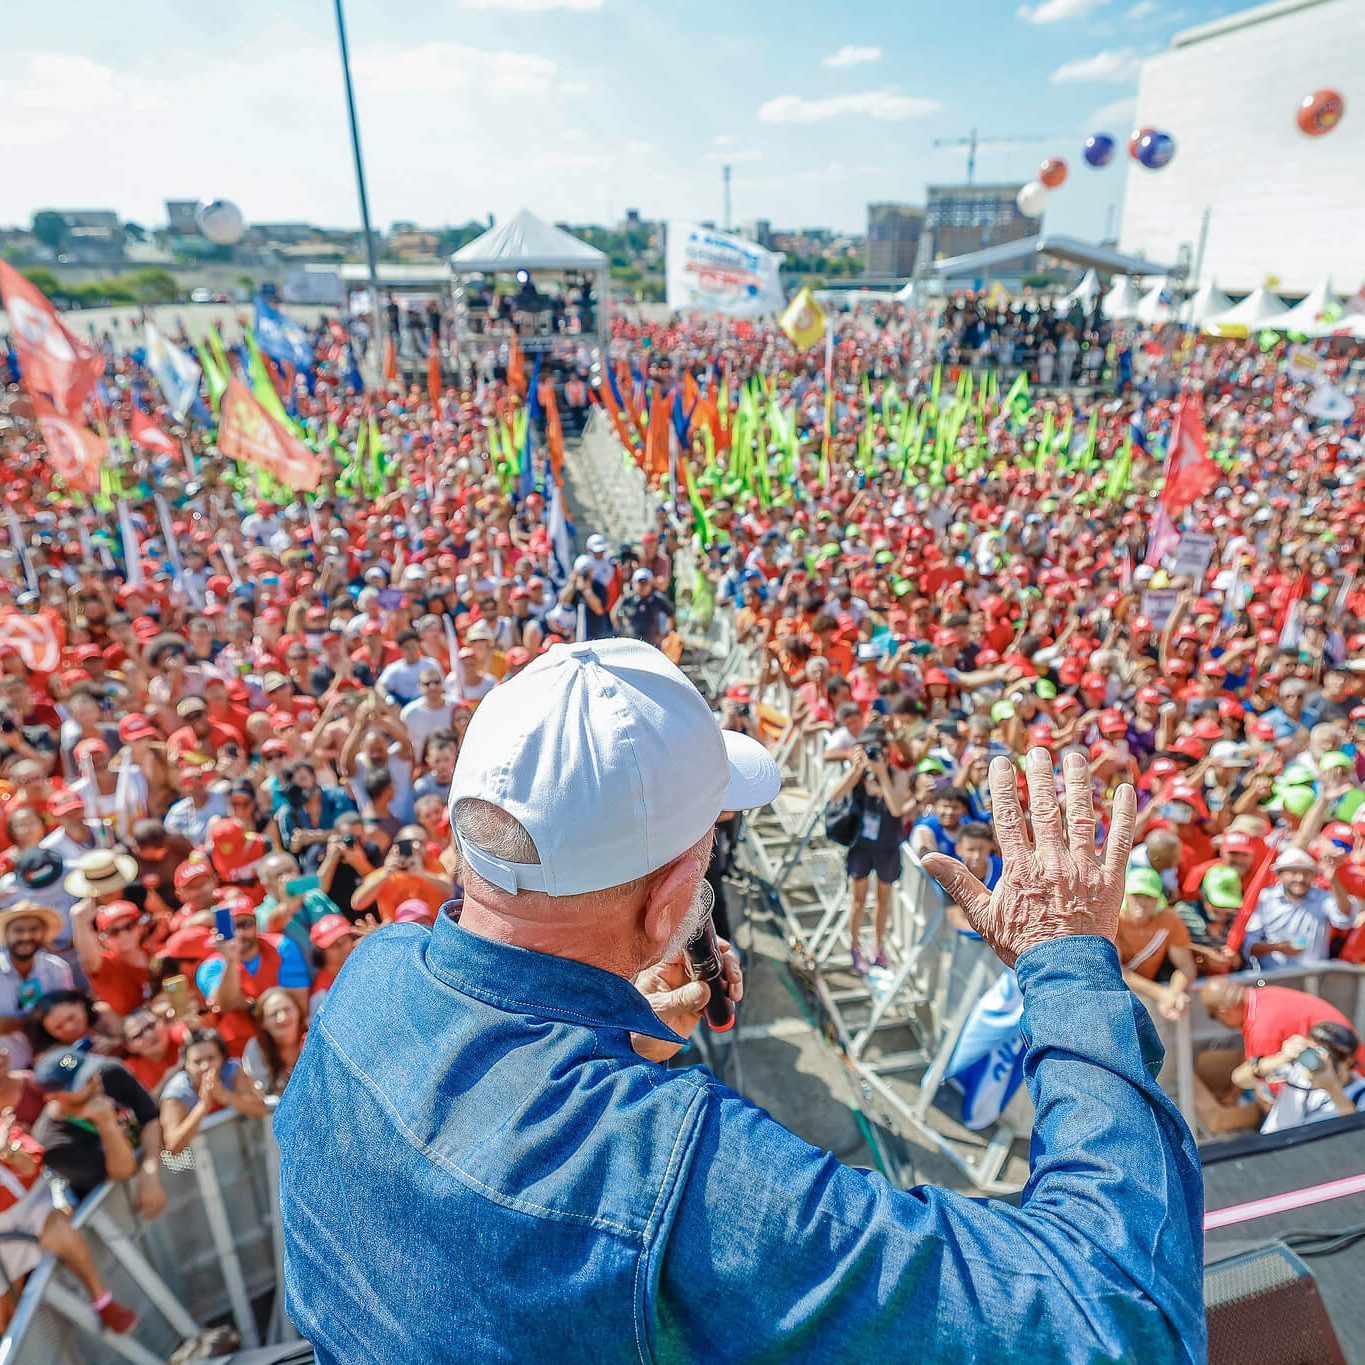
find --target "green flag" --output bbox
[1104,431,1133,501]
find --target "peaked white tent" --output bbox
[1180,280,1232,328]
[1268,278,1339,335]
[1203,287,1289,336]
[1056,268,1100,313]
[1101,276,1143,321]
[450,209,608,275]
[1134,276,1173,325]
[449,209,610,358]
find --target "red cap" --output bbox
[47,789,85,817]
[1097,709,1127,737]
[118,714,157,743]
[161,924,215,962]
[96,900,141,933]
[309,914,354,949]
[1136,687,1163,706]
[393,898,435,926]
[74,737,110,762]
[173,859,215,890]
[1219,831,1256,854]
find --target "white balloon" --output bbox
[198,200,246,246]
[1016,181,1049,218]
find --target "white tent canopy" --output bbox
[1203,286,1290,335]
[450,209,608,273]
[1134,276,1173,325]
[1180,280,1232,327]
[1056,268,1100,313]
[1101,276,1144,321]
[1268,278,1340,334]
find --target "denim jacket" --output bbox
[276,915,1205,1363]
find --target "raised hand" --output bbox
[922,748,1136,969]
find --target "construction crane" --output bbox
[931,128,1069,185]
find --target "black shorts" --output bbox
[846,839,902,884]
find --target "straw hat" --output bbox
[0,900,65,946]
[63,849,139,899]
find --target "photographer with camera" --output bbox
[558,554,612,642]
[349,826,450,924]
[1232,1022,1365,1133]
[275,761,357,873]
[825,726,909,973]
[316,814,381,922]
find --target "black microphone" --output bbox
[686,914,735,1033]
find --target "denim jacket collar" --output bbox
[425,910,682,1045]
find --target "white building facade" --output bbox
[1119,0,1364,296]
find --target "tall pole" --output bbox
[723,164,732,232]
[966,128,978,186]
[333,0,384,388]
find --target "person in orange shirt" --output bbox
[1115,867,1196,1023]
[349,826,451,923]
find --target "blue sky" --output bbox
[3,0,1251,240]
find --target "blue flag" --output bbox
[254,295,314,372]
[519,355,544,503]
[143,322,201,420]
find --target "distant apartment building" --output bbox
[165,200,201,235]
[865,203,924,276]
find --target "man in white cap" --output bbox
[277,655,1203,1361]
[1243,846,1360,970]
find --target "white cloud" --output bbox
[1018,0,1107,21]
[460,0,603,9]
[758,89,941,124]
[1126,0,1160,17]
[702,149,763,163]
[1083,95,1137,132]
[1050,47,1141,83]
[821,45,882,68]
[8,54,169,116]
[354,42,567,96]
[711,134,734,147]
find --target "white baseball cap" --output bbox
[450,639,780,896]
[1272,847,1317,873]
[585,533,610,556]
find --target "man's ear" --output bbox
[641,855,699,951]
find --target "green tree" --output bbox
[31,211,68,251]
[123,222,148,243]
[21,267,63,297]
[128,269,179,303]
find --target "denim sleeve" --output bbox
[655,937,1204,1364]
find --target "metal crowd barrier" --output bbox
[575,408,655,546]
[0,1107,295,1365]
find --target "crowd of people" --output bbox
[0,278,1362,1338]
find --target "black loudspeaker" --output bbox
[1205,1243,1346,1365]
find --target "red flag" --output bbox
[129,408,179,459]
[0,261,102,414]
[217,378,322,492]
[382,337,398,385]
[30,394,106,494]
[427,342,442,413]
[1159,400,1219,515]
[1224,847,1277,955]
[507,334,527,396]
[0,607,62,672]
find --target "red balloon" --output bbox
[1039,157,1067,188]
[1297,89,1345,137]
[1127,127,1154,160]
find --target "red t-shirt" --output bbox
[125,1023,187,1095]
[89,953,151,1017]
[1242,986,1362,1065]
[166,720,241,763]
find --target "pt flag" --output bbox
[217,378,322,492]
[0,261,102,414]
[779,287,827,350]
[1159,401,1219,515]
[0,608,62,673]
[129,408,179,460]
[143,322,201,420]
[665,222,785,317]
[31,395,106,494]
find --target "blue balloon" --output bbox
[1137,130,1176,169]
[1083,133,1116,167]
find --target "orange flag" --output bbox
[543,383,564,480]
[507,334,527,396]
[427,343,442,412]
[646,393,671,477]
[382,337,398,385]
[218,378,323,492]
[31,394,106,494]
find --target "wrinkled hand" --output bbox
[630,941,743,1063]
[923,749,1135,969]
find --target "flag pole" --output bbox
[333,0,385,393]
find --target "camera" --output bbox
[284,784,308,808]
[862,742,884,764]
[394,838,419,858]
[1296,1046,1324,1074]
[340,834,357,849]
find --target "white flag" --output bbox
[665,222,786,317]
[144,322,201,420]
[117,500,145,590]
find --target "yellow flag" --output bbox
[779,286,827,350]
